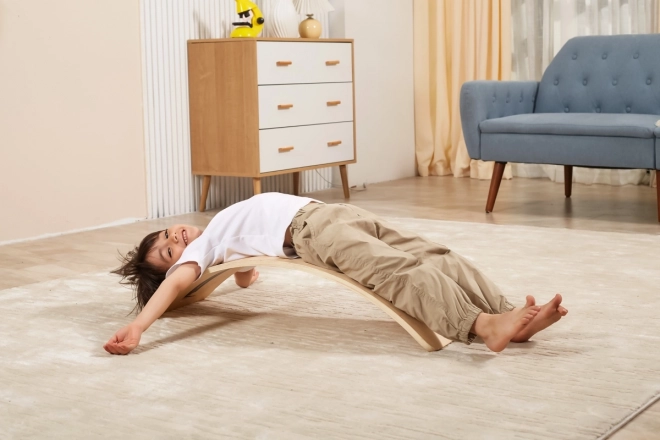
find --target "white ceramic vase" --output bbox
[266,0,300,38]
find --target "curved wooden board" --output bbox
[167,257,452,352]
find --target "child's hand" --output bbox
[103,323,142,355]
[234,268,260,288]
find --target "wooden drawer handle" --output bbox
[278,104,294,110]
[278,146,295,153]
[326,60,340,66]
[327,141,342,147]
[276,61,293,66]
[326,101,341,106]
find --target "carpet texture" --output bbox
[1,219,659,439]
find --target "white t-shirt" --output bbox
[166,193,320,279]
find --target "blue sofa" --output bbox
[460,34,660,221]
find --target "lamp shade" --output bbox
[293,0,335,14]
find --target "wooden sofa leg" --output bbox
[564,166,573,198]
[656,170,660,223]
[486,162,506,213]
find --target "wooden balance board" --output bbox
[166,256,452,352]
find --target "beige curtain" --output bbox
[413,0,512,180]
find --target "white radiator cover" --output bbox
[140,0,333,218]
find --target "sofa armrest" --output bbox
[460,80,539,160]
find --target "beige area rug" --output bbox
[1,219,660,439]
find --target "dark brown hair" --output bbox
[112,231,166,313]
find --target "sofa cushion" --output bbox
[481,133,655,169]
[480,113,660,139]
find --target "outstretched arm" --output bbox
[104,262,201,355]
[234,267,260,288]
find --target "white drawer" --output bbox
[257,42,352,85]
[259,122,354,173]
[258,83,353,129]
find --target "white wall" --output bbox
[0,0,146,243]
[329,0,416,188]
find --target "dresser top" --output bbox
[188,37,354,44]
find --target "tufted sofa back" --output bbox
[535,34,660,115]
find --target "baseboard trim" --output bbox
[0,217,144,247]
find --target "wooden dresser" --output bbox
[187,38,356,211]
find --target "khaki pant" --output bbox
[289,203,515,343]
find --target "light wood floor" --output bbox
[1,175,658,438]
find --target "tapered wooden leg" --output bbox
[564,165,573,198]
[292,172,300,196]
[486,162,506,213]
[253,177,261,195]
[339,165,350,199]
[656,170,660,222]
[199,175,211,212]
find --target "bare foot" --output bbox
[511,294,567,343]
[472,296,540,352]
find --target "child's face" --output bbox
[147,224,203,271]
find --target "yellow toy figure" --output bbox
[231,0,265,38]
